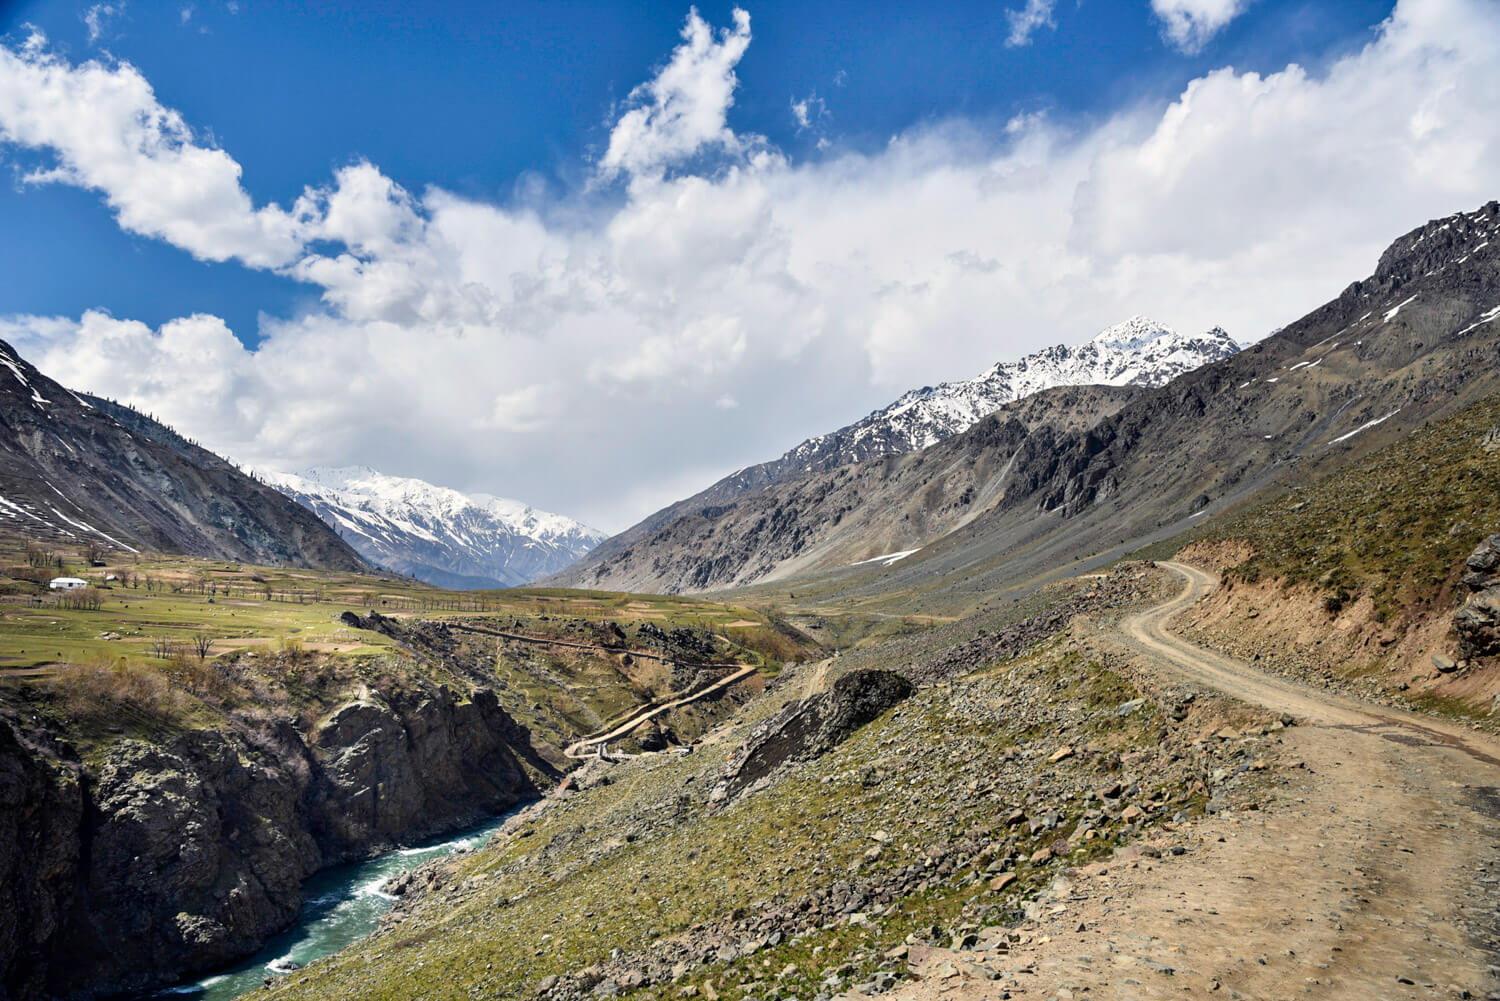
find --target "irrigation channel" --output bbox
[143,806,526,1001]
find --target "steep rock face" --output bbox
[68,731,319,994]
[1455,533,1500,658]
[712,669,912,804]
[310,687,536,853]
[0,688,549,1001]
[265,467,605,589]
[0,342,367,570]
[0,718,83,1000]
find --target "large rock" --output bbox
[310,687,537,855]
[712,669,912,804]
[1456,534,1500,658]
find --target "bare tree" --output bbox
[191,633,214,662]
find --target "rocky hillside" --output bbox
[0,342,367,569]
[238,563,1289,1001]
[557,319,1237,585]
[559,200,1500,598]
[264,467,605,589]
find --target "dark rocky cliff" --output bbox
[0,685,551,1000]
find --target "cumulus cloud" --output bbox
[1150,0,1251,53]
[2,1,1499,531]
[1005,0,1057,47]
[598,7,760,181]
[0,34,305,266]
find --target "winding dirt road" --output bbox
[564,664,759,759]
[895,561,1500,1000]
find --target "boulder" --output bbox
[711,669,913,804]
[1456,534,1500,658]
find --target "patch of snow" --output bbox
[1383,295,1419,323]
[849,548,922,568]
[0,351,49,406]
[1328,409,1401,445]
[1457,304,1500,338]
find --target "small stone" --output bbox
[1049,746,1076,764]
[989,873,1018,892]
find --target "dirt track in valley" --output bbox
[564,664,759,759]
[892,561,1500,1000]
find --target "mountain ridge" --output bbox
[553,199,1500,598]
[556,317,1239,584]
[264,466,605,589]
[0,342,368,570]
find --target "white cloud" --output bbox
[1150,0,1251,53]
[0,36,305,267]
[1005,0,1057,47]
[598,7,760,182]
[84,3,124,44]
[2,0,1499,532]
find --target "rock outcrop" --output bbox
[0,718,83,999]
[1455,533,1500,658]
[0,686,550,1000]
[712,669,912,804]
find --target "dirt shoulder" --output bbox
[889,562,1500,1001]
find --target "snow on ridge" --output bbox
[771,316,1239,475]
[260,466,605,588]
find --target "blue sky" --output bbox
[1,0,1394,340]
[0,0,1497,529]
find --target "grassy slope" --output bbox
[251,643,1201,1001]
[1137,394,1500,620]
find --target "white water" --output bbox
[142,808,522,1001]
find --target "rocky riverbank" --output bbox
[0,683,553,1000]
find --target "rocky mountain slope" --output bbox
[0,342,367,569]
[558,320,1238,584]
[263,467,605,589]
[560,200,1500,597]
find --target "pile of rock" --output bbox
[1455,533,1500,659]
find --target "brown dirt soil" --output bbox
[1178,572,1500,719]
[887,562,1500,1001]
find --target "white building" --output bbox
[48,577,88,591]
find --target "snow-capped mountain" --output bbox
[551,316,1239,584]
[262,466,605,589]
[775,316,1240,476]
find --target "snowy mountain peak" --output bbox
[1089,315,1176,351]
[262,467,604,589]
[773,317,1240,476]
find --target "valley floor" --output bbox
[899,563,1500,999]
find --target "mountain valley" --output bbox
[2,200,1500,1001]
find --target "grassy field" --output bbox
[0,533,824,759]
